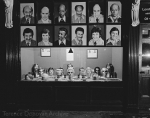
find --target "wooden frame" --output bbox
[87,49,98,59]
[40,48,51,57]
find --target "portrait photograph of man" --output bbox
[54,2,69,24]
[20,3,35,24]
[37,26,53,46]
[71,2,86,23]
[107,1,122,23]
[20,26,37,46]
[106,25,121,46]
[37,2,53,24]
[88,25,104,46]
[89,1,104,23]
[54,26,70,47]
[72,25,87,46]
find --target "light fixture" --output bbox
[68,48,73,53]
[142,54,150,57]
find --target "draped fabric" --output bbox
[128,25,140,107]
[2,0,19,106]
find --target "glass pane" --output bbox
[142,29,150,38]
[142,42,150,55]
[21,47,123,81]
[142,56,150,67]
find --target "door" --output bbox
[139,24,150,110]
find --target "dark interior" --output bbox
[3,0,150,117]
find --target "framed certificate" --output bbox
[87,49,98,59]
[40,48,51,57]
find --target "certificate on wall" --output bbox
[40,48,51,57]
[66,48,74,61]
[87,49,98,59]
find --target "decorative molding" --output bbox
[4,0,13,28]
[131,0,141,27]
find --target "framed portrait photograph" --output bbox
[20,3,35,24]
[107,1,122,23]
[54,2,70,24]
[37,2,53,24]
[88,25,104,46]
[40,48,51,57]
[71,25,87,46]
[87,49,98,59]
[71,2,86,23]
[106,25,121,46]
[37,26,53,46]
[20,26,37,47]
[88,1,105,23]
[54,25,70,47]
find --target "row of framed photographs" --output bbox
[20,24,121,47]
[18,1,122,24]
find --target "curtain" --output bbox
[127,25,140,108]
[5,0,20,83]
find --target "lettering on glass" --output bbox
[140,3,150,23]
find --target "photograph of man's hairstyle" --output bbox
[72,25,87,46]
[106,25,121,46]
[75,5,84,11]
[54,26,70,42]
[20,3,35,24]
[59,27,68,35]
[23,5,33,13]
[88,25,104,43]
[71,2,86,23]
[41,28,50,35]
[106,25,121,39]
[20,26,36,46]
[57,3,67,12]
[110,3,120,11]
[110,27,119,35]
[107,1,122,23]
[23,28,34,37]
[37,26,53,44]
[54,26,71,46]
[75,27,84,34]
[91,26,102,36]
[37,2,53,24]
[88,1,104,23]
[54,2,69,24]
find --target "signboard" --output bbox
[140,2,150,23]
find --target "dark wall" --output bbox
[4,0,141,112]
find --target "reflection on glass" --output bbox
[142,43,150,55]
[142,56,150,67]
[142,29,150,38]
[21,47,123,81]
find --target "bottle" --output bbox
[106,72,110,78]
[113,72,117,78]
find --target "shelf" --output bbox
[141,75,150,77]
